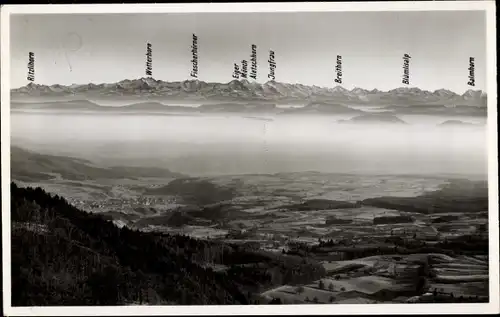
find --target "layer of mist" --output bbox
[10,111,487,178]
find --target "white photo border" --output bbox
[1,1,498,315]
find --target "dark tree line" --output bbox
[288,231,488,261]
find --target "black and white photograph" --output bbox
[1,2,498,315]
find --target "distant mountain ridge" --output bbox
[339,113,408,124]
[11,146,183,182]
[11,78,487,106]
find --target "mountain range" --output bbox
[11,78,487,107]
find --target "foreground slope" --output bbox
[10,183,325,306]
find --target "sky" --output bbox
[10,11,487,93]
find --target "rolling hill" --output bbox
[280,102,363,115]
[339,113,407,124]
[10,146,183,182]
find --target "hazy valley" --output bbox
[10,146,489,305]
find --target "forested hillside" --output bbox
[10,183,325,306]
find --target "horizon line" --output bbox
[10,77,487,96]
